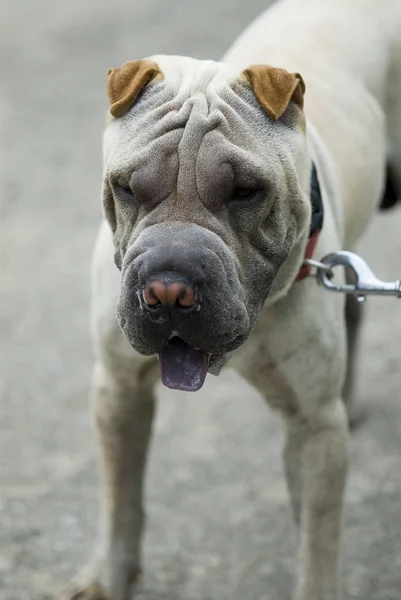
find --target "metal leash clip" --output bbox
[304,251,401,302]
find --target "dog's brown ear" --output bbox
[243,65,305,120]
[107,59,163,118]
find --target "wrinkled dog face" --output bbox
[102,56,311,390]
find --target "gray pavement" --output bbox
[1,1,401,599]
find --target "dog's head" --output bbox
[102,56,312,390]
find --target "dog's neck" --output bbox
[265,160,325,304]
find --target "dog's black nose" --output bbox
[142,273,199,316]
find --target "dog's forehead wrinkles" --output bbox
[106,93,267,181]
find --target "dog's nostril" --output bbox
[143,279,196,309]
[143,285,162,307]
[176,284,196,308]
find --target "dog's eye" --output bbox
[114,183,134,201]
[230,187,261,203]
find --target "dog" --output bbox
[61,0,401,598]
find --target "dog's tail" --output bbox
[379,165,400,210]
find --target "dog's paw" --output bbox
[59,569,141,600]
[59,582,113,600]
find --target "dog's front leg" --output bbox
[284,400,348,600]
[61,358,157,600]
[235,285,350,600]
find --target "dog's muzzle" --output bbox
[117,223,250,391]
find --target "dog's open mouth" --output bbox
[159,337,209,392]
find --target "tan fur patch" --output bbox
[107,59,163,118]
[243,65,305,120]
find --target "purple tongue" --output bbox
[159,337,208,392]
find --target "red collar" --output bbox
[295,228,320,282]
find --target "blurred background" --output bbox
[1,0,401,599]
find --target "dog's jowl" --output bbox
[60,1,401,599]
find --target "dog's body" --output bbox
[62,1,401,599]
